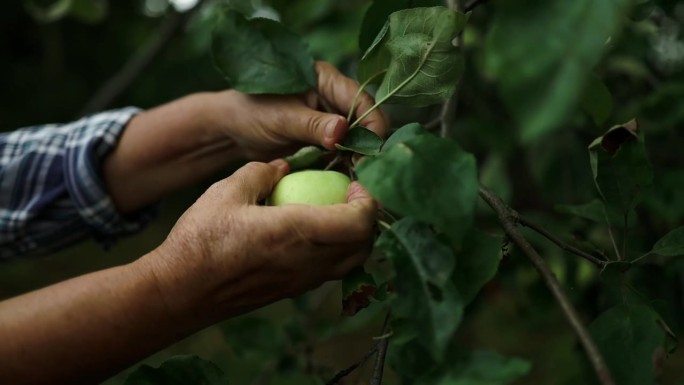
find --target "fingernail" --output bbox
[325,117,340,139]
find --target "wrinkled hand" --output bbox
[146,160,377,322]
[208,61,388,160]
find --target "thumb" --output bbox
[346,181,376,211]
[301,111,347,150]
[225,160,289,204]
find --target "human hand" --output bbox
[103,62,385,214]
[205,61,389,160]
[142,160,377,322]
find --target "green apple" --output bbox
[269,170,351,206]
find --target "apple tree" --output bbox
[119,0,684,384]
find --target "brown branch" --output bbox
[370,336,389,385]
[80,2,206,115]
[369,312,391,385]
[478,186,615,385]
[515,215,607,266]
[326,311,391,385]
[325,342,379,385]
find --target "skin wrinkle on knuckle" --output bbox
[304,90,318,110]
[320,68,337,103]
[305,113,325,140]
[359,95,374,114]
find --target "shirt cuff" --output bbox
[63,107,156,246]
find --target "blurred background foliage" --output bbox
[1,0,684,384]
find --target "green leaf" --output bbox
[418,350,532,385]
[555,199,632,227]
[649,226,684,257]
[485,0,631,142]
[589,304,668,385]
[376,218,463,359]
[555,199,609,223]
[453,230,501,305]
[356,135,478,246]
[358,0,443,53]
[335,127,384,155]
[580,74,613,126]
[588,120,653,214]
[341,267,378,316]
[211,10,316,94]
[125,355,228,385]
[382,122,428,151]
[284,146,326,170]
[358,7,469,107]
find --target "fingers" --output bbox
[221,160,289,204]
[314,61,389,138]
[278,182,377,244]
[346,181,376,208]
[296,107,347,151]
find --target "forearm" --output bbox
[0,256,200,384]
[104,92,241,213]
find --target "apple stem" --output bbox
[347,70,387,125]
[343,154,356,181]
[324,154,343,170]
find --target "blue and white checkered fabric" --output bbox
[0,107,154,259]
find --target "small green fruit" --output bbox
[269,170,351,206]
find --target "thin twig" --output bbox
[439,95,457,138]
[424,114,442,131]
[515,216,607,266]
[369,312,391,385]
[325,154,343,170]
[377,220,392,230]
[80,2,205,115]
[370,338,389,385]
[464,0,489,12]
[607,224,621,260]
[478,186,615,385]
[325,342,379,385]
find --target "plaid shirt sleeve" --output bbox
[0,107,156,259]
